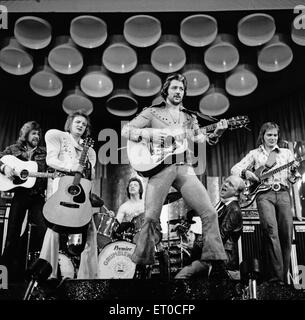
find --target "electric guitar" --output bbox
[127,116,250,177]
[240,156,304,208]
[43,137,94,233]
[0,155,62,191]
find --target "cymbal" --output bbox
[163,192,181,204]
[168,218,196,225]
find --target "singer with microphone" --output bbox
[122,73,229,280]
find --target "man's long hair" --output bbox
[64,111,91,138]
[17,121,42,146]
[160,73,188,100]
[256,122,281,148]
[126,177,144,199]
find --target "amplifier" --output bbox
[238,218,267,277]
[0,205,10,255]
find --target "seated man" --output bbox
[175,175,245,279]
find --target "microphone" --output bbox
[23,258,52,300]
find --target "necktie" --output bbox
[215,201,225,216]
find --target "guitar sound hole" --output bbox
[68,185,81,196]
[20,170,29,180]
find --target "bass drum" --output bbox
[97,241,136,279]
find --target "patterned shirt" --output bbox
[231,144,295,187]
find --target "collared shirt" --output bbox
[121,103,218,145]
[231,144,294,187]
[45,129,96,178]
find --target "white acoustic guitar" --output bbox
[127,116,250,177]
[0,155,62,191]
[43,138,94,233]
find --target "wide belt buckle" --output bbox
[271,183,281,192]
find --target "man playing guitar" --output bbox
[39,111,98,284]
[231,122,300,284]
[0,121,47,282]
[122,73,229,279]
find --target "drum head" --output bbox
[97,241,136,279]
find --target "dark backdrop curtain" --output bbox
[206,90,305,177]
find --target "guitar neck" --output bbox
[28,172,58,178]
[261,160,295,179]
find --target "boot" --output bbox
[131,218,160,265]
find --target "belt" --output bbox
[269,183,289,192]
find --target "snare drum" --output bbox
[97,241,136,279]
[58,252,76,279]
[95,212,119,249]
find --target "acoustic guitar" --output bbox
[0,155,62,191]
[127,116,250,177]
[43,137,94,233]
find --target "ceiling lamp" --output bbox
[14,16,52,49]
[258,34,293,72]
[129,65,162,97]
[102,35,137,74]
[30,65,63,97]
[180,14,217,47]
[124,15,161,47]
[225,64,258,96]
[151,35,186,73]
[106,90,138,117]
[238,13,276,46]
[70,15,107,49]
[291,21,305,46]
[199,86,230,116]
[62,87,93,115]
[182,64,210,96]
[48,36,83,74]
[80,66,113,98]
[204,34,239,73]
[0,37,33,75]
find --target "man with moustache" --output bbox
[0,121,47,282]
[122,73,229,279]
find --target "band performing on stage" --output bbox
[0,72,303,300]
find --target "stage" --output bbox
[1,278,305,301]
